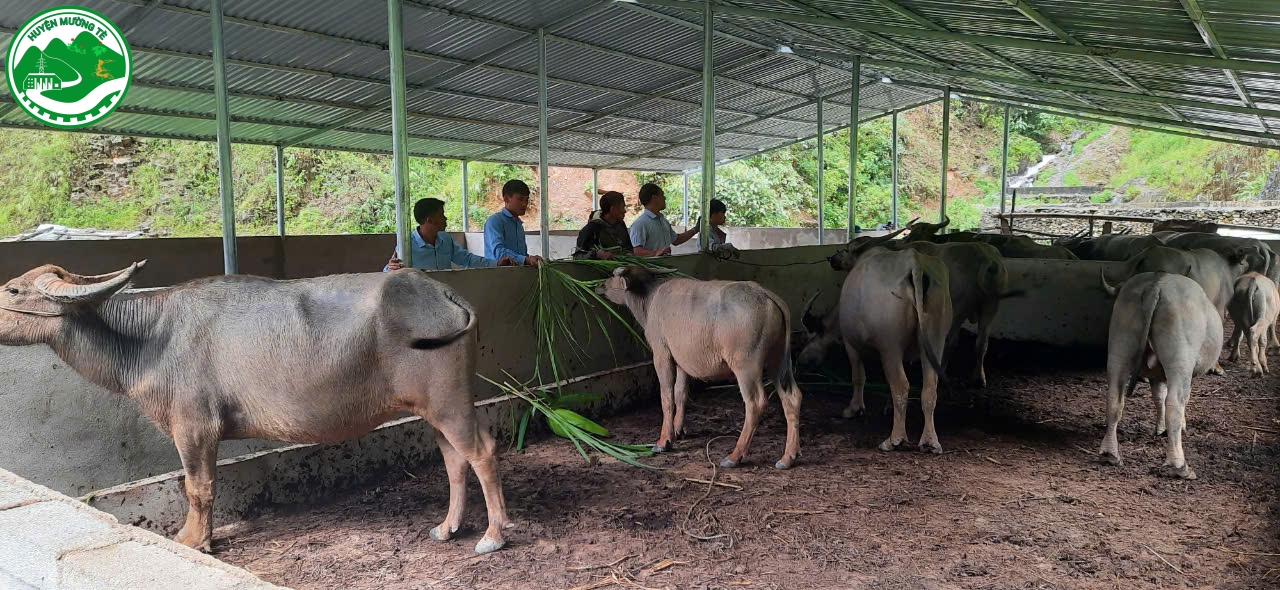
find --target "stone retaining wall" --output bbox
[981,202,1280,237]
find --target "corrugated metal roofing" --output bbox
[1,0,1278,174]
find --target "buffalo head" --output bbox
[0,261,145,345]
[595,265,676,304]
[796,290,839,367]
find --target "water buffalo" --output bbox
[802,246,952,453]
[1065,234,1161,261]
[1227,272,1279,377]
[597,266,803,469]
[846,225,1016,386]
[1152,231,1274,278]
[1107,245,1247,316]
[905,218,1078,260]
[1098,272,1222,480]
[0,263,511,553]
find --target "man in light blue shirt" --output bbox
[385,198,512,271]
[483,179,543,267]
[629,183,699,256]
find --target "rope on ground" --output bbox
[681,435,735,546]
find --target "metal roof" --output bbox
[2,0,1278,173]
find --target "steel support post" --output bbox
[387,0,412,267]
[891,110,899,228]
[699,0,715,251]
[274,145,285,236]
[537,27,551,258]
[592,168,599,209]
[848,56,860,234]
[211,0,237,274]
[1000,104,1010,215]
[816,96,824,244]
[940,88,950,228]
[682,171,690,227]
[461,160,470,233]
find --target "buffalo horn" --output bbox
[35,261,143,304]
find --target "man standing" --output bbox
[385,198,512,271]
[483,179,543,267]
[573,191,633,260]
[628,183,698,256]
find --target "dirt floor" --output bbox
[217,332,1280,589]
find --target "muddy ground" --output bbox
[217,334,1280,589]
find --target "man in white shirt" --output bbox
[628,183,698,256]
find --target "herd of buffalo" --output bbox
[0,220,1275,554]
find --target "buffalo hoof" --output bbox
[428,525,457,542]
[652,444,667,454]
[878,438,904,452]
[719,458,739,469]
[474,536,506,554]
[1209,364,1225,376]
[1251,367,1264,378]
[775,456,796,470]
[918,440,943,455]
[1160,464,1197,480]
[1153,426,1167,437]
[1098,451,1122,466]
[841,406,865,419]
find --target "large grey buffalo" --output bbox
[905,218,1078,260]
[801,246,952,453]
[1064,234,1161,262]
[842,224,1016,386]
[1152,231,1275,278]
[1098,272,1222,480]
[1227,272,1279,377]
[0,263,511,553]
[598,266,803,469]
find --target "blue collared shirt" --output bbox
[629,209,677,252]
[483,208,528,264]
[384,229,495,272]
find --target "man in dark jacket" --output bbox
[573,190,633,260]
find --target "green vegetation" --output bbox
[1091,189,1113,204]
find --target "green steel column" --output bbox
[891,110,898,228]
[999,104,1010,215]
[682,171,690,227]
[699,0,715,251]
[387,0,412,268]
[848,56,860,234]
[461,160,469,233]
[211,0,237,274]
[537,27,551,258]
[592,168,599,209]
[816,96,824,244]
[274,145,285,237]
[940,87,950,227]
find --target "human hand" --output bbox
[596,250,617,260]
[387,256,403,271]
[496,257,514,266]
[525,255,544,267]
[657,246,672,256]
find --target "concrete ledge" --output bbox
[0,469,280,590]
[86,361,658,537]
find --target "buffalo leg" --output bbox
[652,349,678,453]
[1160,376,1196,480]
[842,343,866,418]
[672,367,690,439]
[172,427,218,552]
[431,415,510,553]
[878,352,910,452]
[918,359,942,454]
[428,432,468,542]
[721,370,767,468]
[1099,370,1127,465]
[1150,380,1168,436]
[1227,322,1244,362]
[1249,325,1267,376]
[972,304,998,387]
[775,381,802,469]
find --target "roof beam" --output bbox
[769,0,948,69]
[892,81,1280,145]
[631,0,1280,76]
[1176,0,1272,133]
[1001,0,1188,122]
[790,53,1280,120]
[102,0,815,126]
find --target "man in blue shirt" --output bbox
[483,179,543,267]
[385,198,512,271]
[629,183,699,256]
